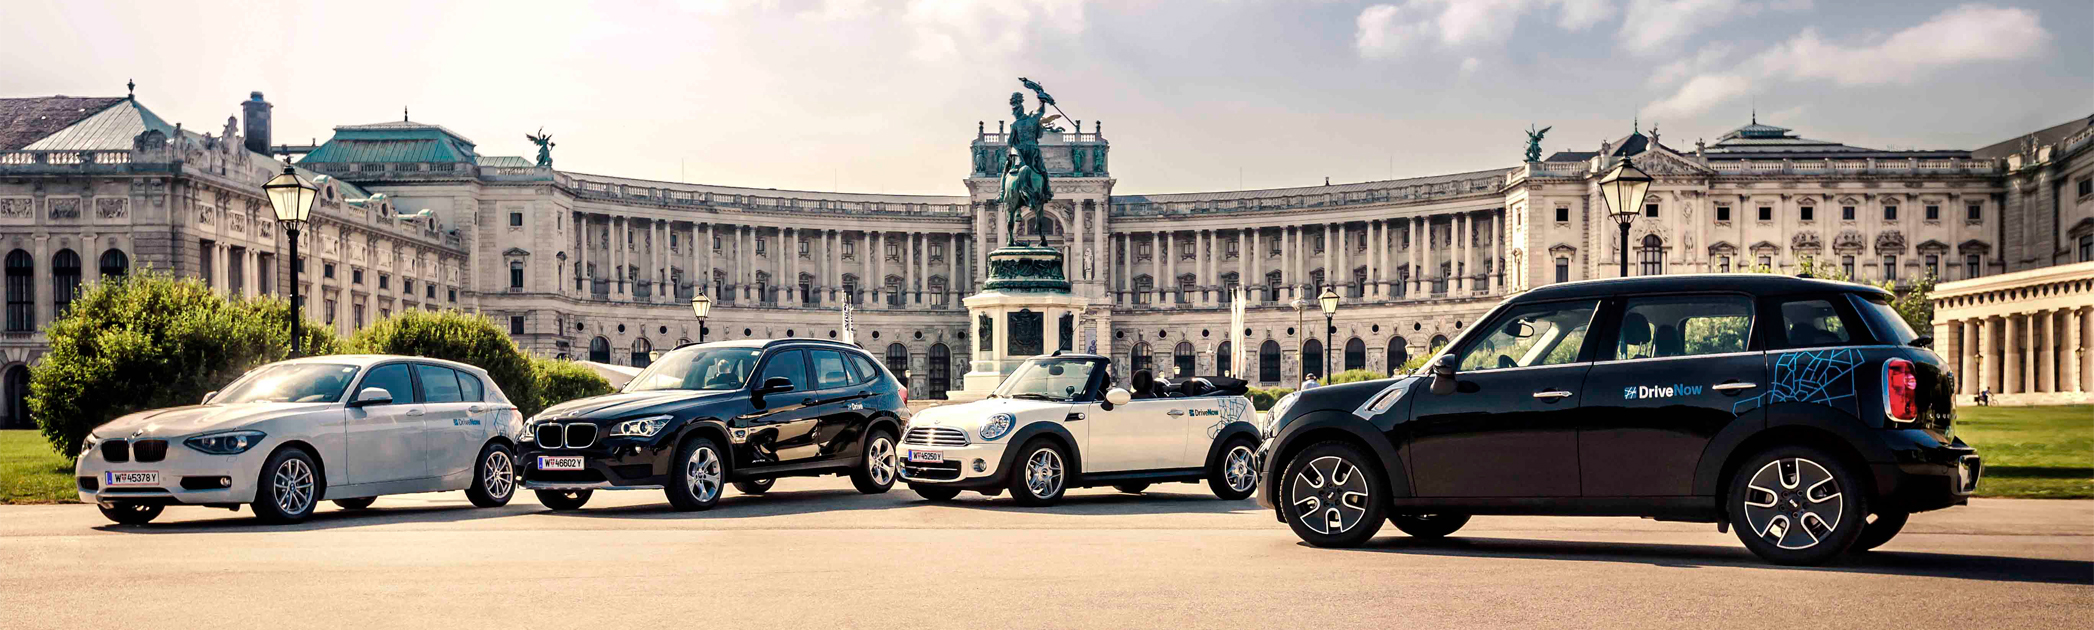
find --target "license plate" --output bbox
[538,456,584,471]
[104,471,160,486]
[906,450,943,463]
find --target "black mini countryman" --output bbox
[518,339,908,511]
[1257,275,1978,565]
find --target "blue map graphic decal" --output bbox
[1732,348,1864,417]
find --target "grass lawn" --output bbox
[1,430,77,504]
[1954,405,2092,499]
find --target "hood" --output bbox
[536,389,736,421]
[909,397,1071,429]
[92,403,333,439]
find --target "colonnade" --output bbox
[570,212,974,310]
[1104,208,1505,308]
[1937,307,2094,400]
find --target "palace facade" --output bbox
[2,88,2088,426]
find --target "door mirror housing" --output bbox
[1428,355,1458,396]
[1103,387,1132,406]
[348,387,394,408]
[201,391,218,404]
[756,376,796,395]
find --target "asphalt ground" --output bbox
[1,477,2087,630]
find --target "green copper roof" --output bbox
[300,120,479,164]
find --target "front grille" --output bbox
[565,423,598,449]
[101,440,129,463]
[902,460,963,481]
[904,427,970,447]
[132,440,167,463]
[534,424,564,448]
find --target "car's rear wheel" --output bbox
[252,448,321,524]
[1727,445,1868,565]
[331,498,375,510]
[465,442,516,508]
[911,484,962,502]
[1850,511,1910,552]
[1208,438,1259,500]
[1389,513,1470,539]
[1280,441,1387,548]
[733,478,776,495]
[535,489,592,511]
[666,436,727,511]
[1007,439,1070,507]
[98,501,163,525]
[851,429,899,494]
[1113,483,1150,494]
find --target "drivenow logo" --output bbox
[1623,383,1704,400]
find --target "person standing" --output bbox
[1301,374,1318,390]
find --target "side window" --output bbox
[1776,298,1854,348]
[848,353,883,385]
[758,349,810,391]
[359,363,416,405]
[455,369,485,402]
[810,350,853,390]
[1457,300,1599,371]
[1613,295,1754,360]
[416,364,463,403]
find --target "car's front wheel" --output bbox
[252,447,321,524]
[98,501,163,525]
[733,478,775,495]
[535,489,592,510]
[1280,441,1387,548]
[1006,439,1070,507]
[465,442,516,508]
[911,483,962,502]
[1389,513,1469,538]
[1208,438,1259,501]
[1727,445,1868,565]
[851,429,899,494]
[1850,511,1910,552]
[665,436,726,511]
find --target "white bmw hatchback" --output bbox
[74,355,525,525]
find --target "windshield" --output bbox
[214,363,360,404]
[626,347,764,392]
[994,358,1099,401]
[1855,294,1921,345]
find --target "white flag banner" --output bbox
[1229,285,1246,379]
[840,301,856,345]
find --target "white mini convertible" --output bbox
[898,353,1262,505]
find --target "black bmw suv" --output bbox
[1257,275,1977,565]
[519,339,908,511]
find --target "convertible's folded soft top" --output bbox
[1160,375,1249,398]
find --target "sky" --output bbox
[3,0,2088,195]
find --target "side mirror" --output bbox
[1428,355,1458,396]
[201,391,218,404]
[756,376,795,395]
[1104,387,1132,406]
[348,387,394,408]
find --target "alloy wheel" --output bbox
[1741,457,1844,550]
[1290,455,1369,535]
[1224,445,1258,493]
[686,445,723,503]
[273,458,315,515]
[1025,448,1064,498]
[484,450,515,500]
[867,436,897,486]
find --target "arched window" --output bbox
[1639,234,1664,276]
[2,364,29,430]
[5,250,32,332]
[1386,337,1409,375]
[1217,341,1233,378]
[98,249,128,279]
[1173,341,1195,377]
[1344,337,1365,372]
[1130,342,1152,375]
[1302,339,1325,381]
[928,343,951,399]
[588,336,611,363]
[1429,334,1449,350]
[1133,275,1153,304]
[631,337,652,368]
[1259,340,1281,383]
[51,250,80,317]
[886,343,910,379]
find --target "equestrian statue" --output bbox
[1000,78,1066,247]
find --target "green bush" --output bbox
[346,309,539,416]
[1248,387,1295,410]
[531,356,614,417]
[29,273,339,456]
[1399,346,1445,373]
[1329,369,1384,384]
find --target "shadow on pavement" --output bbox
[1333,536,2094,585]
[538,485,1260,520]
[92,502,532,534]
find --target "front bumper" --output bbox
[895,440,1012,490]
[1869,430,1981,513]
[74,438,266,506]
[517,438,675,491]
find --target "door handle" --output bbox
[1532,390,1573,400]
[468,405,485,413]
[405,408,426,416]
[1712,382,1757,391]
[1166,409,1185,417]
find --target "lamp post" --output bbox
[1318,287,1340,382]
[690,293,713,343]
[1597,155,1654,278]
[263,165,317,356]
[1290,297,1307,381]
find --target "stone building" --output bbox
[2,86,2088,427]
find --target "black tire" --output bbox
[911,484,962,502]
[98,501,163,525]
[1279,441,1388,548]
[850,429,899,494]
[1726,445,1868,566]
[465,442,517,508]
[1850,511,1910,552]
[1208,438,1260,501]
[332,498,376,510]
[665,435,726,511]
[733,478,776,495]
[1389,513,1470,539]
[1113,483,1151,494]
[252,447,321,524]
[534,489,592,510]
[1006,439,1071,507]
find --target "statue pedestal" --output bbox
[954,246,1086,401]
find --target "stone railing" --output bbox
[1508,162,1590,184]
[1112,174,1507,218]
[1708,157,2003,176]
[0,150,146,173]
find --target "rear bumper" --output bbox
[1869,430,1980,513]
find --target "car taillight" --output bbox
[1884,358,1918,423]
[899,385,909,406]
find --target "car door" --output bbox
[344,362,429,484]
[1578,294,1767,496]
[415,364,477,482]
[1408,299,1598,497]
[805,349,868,459]
[736,349,825,465]
[1089,396,1189,472]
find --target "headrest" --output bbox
[1619,312,1652,345]
[1131,369,1154,391]
[1654,324,1683,357]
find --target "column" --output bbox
[1199,229,1213,306]
[2038,310,2056,393]
[1959,319,1979,395]
[870,230,883,307]
[1409,217,1423,295]
[1369,220,1384,299]
[2004,314,2022,394]
[1071,203,1086,282]
[947,233,958,308]
[1093,201,1108,288]
[2063,308,2083,393]
[1149,231,1161,304]
[975,204,990,279]
[699,222,713,295]
[1281,227,1294,300]
[1456,213,1471,293]
[915,232,927,305]
[1239,228,1253,302]
[1320,223,1333,291]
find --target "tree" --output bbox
[346,309,539,416]
[1400,346,1445,373]
[531,356,614,417]
[1329,369,1384,384]
[29,273,339,456]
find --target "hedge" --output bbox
[346,309,540,416]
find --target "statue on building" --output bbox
[526,127,556,168]
[1524,124,1551,162]
[1001,78,1063,246]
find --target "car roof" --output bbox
[1516,274,1889,302]
[275,354,490,375]
[668,338,872,354]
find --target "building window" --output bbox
[885,241,899,261]
[2080,234,2092,262]
[1758,255,1772,268]
[1225,239,1239,258]
[1644,203,1658,218]
[1924,205,1940,221]
[403,279,415,296]
[1133,275,1153,304]
[6,250,33,331]
[352,269,364,284]
[2080,178,2092,197]
[1554,207,1570,222]
[1882,255,1897,281]
[1920,254,1937,278]
[1173,342,1195,377]
[1967,204,1982,221]
[509,315,525,335]
[51,250,80,317]
[1638,235,1663,276]
[324,299,337,324]
[1965,254,1981,278]
[801,274,817,307]
[1312,234,1325,254]
[448,289,457,302]
[1269,235,1282,255]
[669,233,678,249]
[1757,206,1772,221]
[1258,340,1281,383]
[1718,255,1732,272]
[426,284,436,299]
[799,239,810,257]
[1180,240,1196,261]
[1842,206,1856,221]
[884,276,901,307]
[1130,343,1152,375]
[1137,241,1152,261]
[1841,255,1856,278]
[509,262,524,289]
[1799,205,1814,222]
[1883,205,1898,221]
[200,241,215,288]
[378,274,390,290]
[1554,257,1569,283]
[99,249,128,278]
[842,241,856,259]
[509,212,523,227]
[755,237,767,256]
[323,263,336,279]
[713,234,723,251]
[1715,205,1731,222]
[929,243,943,262]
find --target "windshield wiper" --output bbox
[1007,393,1062,401]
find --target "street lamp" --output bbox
[1597,155,1653,278]
[262,165,317,356]
[1318,287,1340,382]
[690,293,713,343]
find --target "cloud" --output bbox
[1353,0,1619,59]
[1618,0,1811,56]
[1647,43,1731,88]
[1460,57,1482,75]
[1552,0,1617,30]
[904,0,1087,62]
[1644,4,2048,117]
[797,0,881,21]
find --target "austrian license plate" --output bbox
[537,456,584,471]
[906,450,944,463]
[104,471,160,486]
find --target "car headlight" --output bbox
[979,413,1015,441]
[81,434,100,457]
[518,424,535,442]
[1264,393,1300,438]
[610,415,673,438]
[184,430,266,455]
